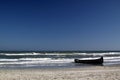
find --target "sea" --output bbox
[0,51,120,69]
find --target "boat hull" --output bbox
[74,57,103,64]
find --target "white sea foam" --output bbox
[4,53,42,56]
[104,56,120,60]
[1,52,120,56]
[19,58,51,61]
[72,52,120,56]
[0,59,18,61]
[0,58,74,65]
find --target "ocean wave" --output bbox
[1,52,41,56]
[0,52,120,67]
[19,58,51,61]
[0,59,18,62]
[0,52,120,56]
[0,56,120,68]
[74,52,120,56]
[0,58,74,65]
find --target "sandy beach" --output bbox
[0,66,120,80]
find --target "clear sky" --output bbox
[0,0,120,51]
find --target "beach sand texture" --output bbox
[0,66,120,80]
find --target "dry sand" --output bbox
[0,66,120,80]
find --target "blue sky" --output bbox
[0,0,120,50]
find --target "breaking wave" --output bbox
[0,52,120,68]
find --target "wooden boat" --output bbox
[74,57,103,64]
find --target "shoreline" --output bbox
[0,66,120,80]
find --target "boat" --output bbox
[74,57,103,64]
